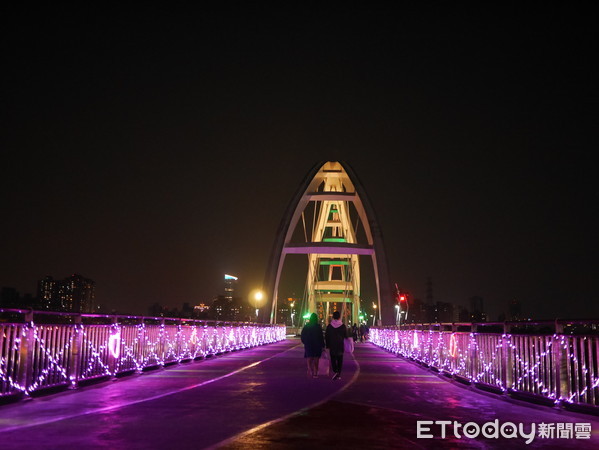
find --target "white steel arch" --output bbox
[264,161,393,325]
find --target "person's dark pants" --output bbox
[330,353,344,375]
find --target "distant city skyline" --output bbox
[1,273,95,314]
[3,271,527,324]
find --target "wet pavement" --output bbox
[0,337,597,449]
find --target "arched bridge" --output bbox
[2,162,598,448]
[263,160,394,327]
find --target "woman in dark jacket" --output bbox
[325,310,347,380]
[301,313,325,378]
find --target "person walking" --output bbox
[301,313,325,378]
[325,311,347,380]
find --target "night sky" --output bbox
[2,5,597,321]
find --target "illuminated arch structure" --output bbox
[264,161,393,326]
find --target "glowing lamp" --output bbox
[249,289,266,309]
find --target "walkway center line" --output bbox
[207,348,362,449]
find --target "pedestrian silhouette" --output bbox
[300,312,325,378]
[325,311,347,380]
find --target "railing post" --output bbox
[426,324,432,365]
[68,314,83,389]
[177,319,184,362]
[109,316,119,377]
[469,324,477,383]
[137,317,145,373]
[160,318,166,367]
[18,311,35,395]
[502,323,512,392]
[553,321,569,405]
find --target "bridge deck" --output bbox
[0,338,597,449]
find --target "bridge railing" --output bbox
[0,309,286,400]
[370,321,599,412]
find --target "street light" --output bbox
[372,302,377,326]
[249,289,266,320]
[290,302,295,327]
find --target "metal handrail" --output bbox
[0,308,274,326]
[385,320,599,336]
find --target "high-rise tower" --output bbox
[224,274,238,302]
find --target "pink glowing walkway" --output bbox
[0,339,598,449]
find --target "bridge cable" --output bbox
[301,211,308,243]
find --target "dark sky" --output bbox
[1,5,597,320]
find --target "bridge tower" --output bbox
[263,161,393,326]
